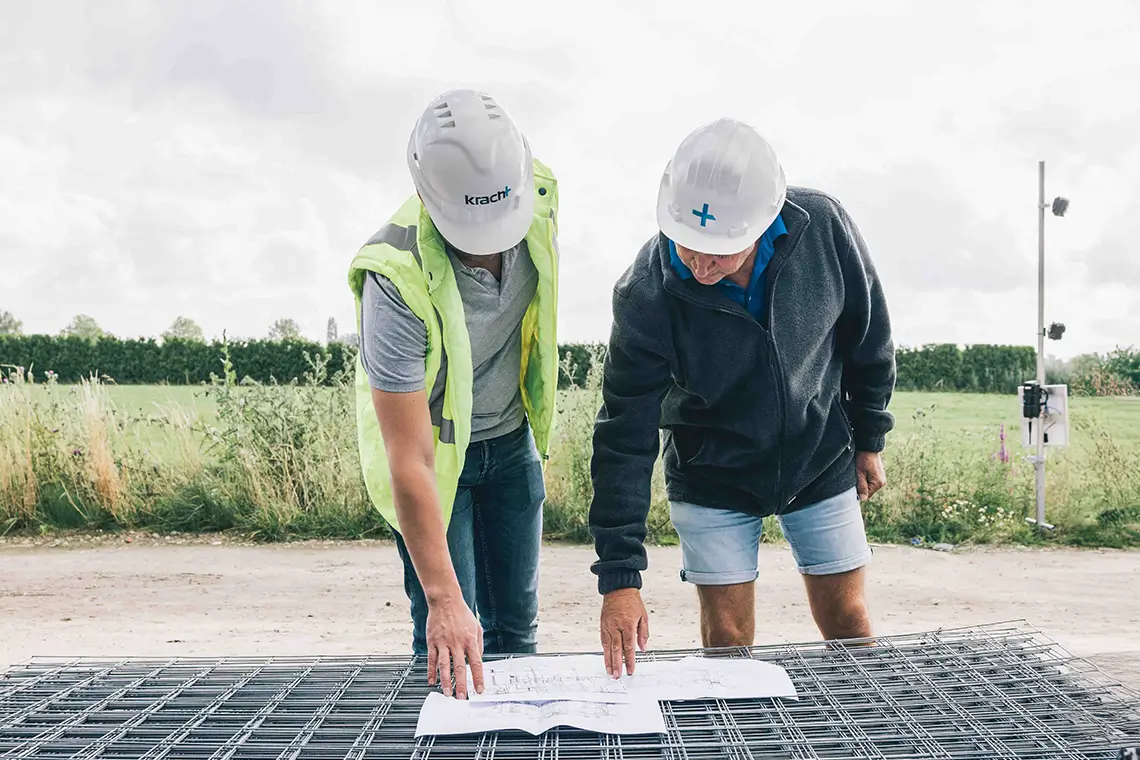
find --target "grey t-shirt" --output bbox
[359,241,538,443]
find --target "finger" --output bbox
[868,467,885,495]
[468,642,485,695]
[605,628,617,678]
[454,647,468,700]
[427,646,438,686]
[468,629,485,696]
[623,625,637,676]
[607,627,623,679]
[856,469,869,501]
[439,648,453,697]
[637,612,649,651]
[600,627,612,676]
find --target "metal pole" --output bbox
[1034,161,1048,528]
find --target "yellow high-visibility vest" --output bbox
[347,158,560,532]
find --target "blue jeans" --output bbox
[392,420,545,656]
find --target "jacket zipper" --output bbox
[664,285,786,510]
[764,266,790,511]
[762,219,809,510]
[663,230,804,511]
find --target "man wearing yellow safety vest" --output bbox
[347,89,560,699]
[588,118,897,677]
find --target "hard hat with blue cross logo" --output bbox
[656,117,786,256]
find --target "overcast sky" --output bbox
[1,0,1137,358]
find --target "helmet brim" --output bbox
[423,184,535,256]
[656,186,777,256]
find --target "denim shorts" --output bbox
[669,487,872,585]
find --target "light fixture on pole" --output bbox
[1021,160,1070,531]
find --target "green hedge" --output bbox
[1,335,1039,394]
[0,335,356,386]
[894,343,1036,395]
[561,342,1038,394]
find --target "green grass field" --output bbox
[3,375,1139,547]
[84,383,1140,446]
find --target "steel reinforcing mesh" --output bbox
[1,622,1138,760]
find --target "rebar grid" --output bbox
[2,622,1138,760]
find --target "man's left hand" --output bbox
[855,451,886,501]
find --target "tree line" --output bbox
[3,333,1134,395]
[0,310,343,346]
[1,308,1136,394]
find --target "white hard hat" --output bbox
[407,89,535,255]
[656,118,787,255]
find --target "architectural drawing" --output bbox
[415,692,666,736]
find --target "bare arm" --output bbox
[372,387,461,601]
[372,387,483,697]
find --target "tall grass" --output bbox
[862,402,1140,547]
[543,346,673,543]
[1,349,384,540]
[2,350,1139,548]
[0,365,142,532]
[186,344,380,539]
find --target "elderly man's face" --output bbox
[673,241,758,286]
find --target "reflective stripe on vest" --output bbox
[363,223,454,444]
[366,224,421,264]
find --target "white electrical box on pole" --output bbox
[1021,160,1070,532]
[1018,383,1069,449]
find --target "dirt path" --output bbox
[2,537,1138,689]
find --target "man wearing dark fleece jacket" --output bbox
[589,118,896,677]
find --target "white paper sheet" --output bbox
[414,692,666,737]
[622,655,799,701]
[466,654,630,703]
[461,654,797,705]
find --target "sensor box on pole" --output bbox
[1017,383,1069,448]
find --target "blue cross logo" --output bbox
[692,203,716,227]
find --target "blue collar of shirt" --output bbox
[668,213,788,318]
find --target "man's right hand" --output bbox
[600,588,650,677]
[426,593,485,699]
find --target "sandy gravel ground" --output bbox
[1,535,1138,690]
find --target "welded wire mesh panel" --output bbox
[2,623,1138,760]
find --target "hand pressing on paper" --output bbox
[426,594,485,699]
[600,588,649,678]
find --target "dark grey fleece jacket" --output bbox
[588,187,896,595]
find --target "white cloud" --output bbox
[0,0,1137,356]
